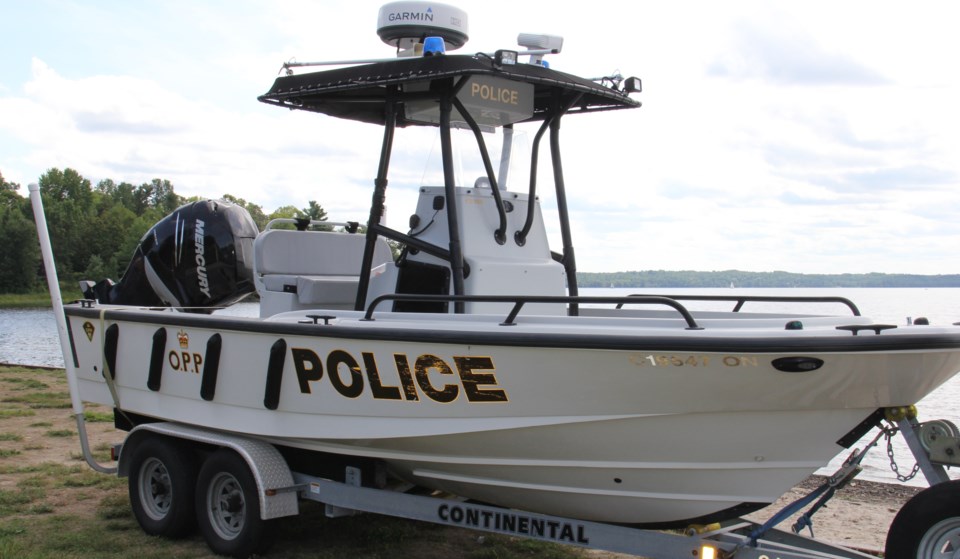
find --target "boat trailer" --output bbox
[100,413,953,559]
[90,412,954,559]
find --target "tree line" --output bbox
[4,167,958,295]
[578,270,960,288]
[0,168,328,294]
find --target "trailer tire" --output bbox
[886,480,960,558]
[128,436,198,538]
[196,449,273,558]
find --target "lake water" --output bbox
[3,287,959,485]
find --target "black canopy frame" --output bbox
[258,53,641,314]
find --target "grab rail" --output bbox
[363,294,703,329]
[264,218,360,232]
[614,294,861,316]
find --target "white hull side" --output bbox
[276,408,867,524]
[65,308,960,523]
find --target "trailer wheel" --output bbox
[128,436,197,538]
[196,449,273,558]
[886,480,960,558]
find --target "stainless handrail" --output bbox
[364,294,703,329]
[615,294,861,316]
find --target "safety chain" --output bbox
[884,423,921,482]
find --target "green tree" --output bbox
[96,179,139,214]
[1,170,22,207]
[130,178,182,216]
[302,200,328,222]
[301,200,331,231]
[265,205,301,230]
[95,204,138,278]
[222,194,267,230]
[38,168,95,278]
[0,171,39,292]
[144,178,181,214]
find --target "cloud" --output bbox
[778,191,842,206]
[707,20,889,86]
[0,58,391,214]
[826,166,956,193]
[2,1,959,275]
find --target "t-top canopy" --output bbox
[258,54,640,127]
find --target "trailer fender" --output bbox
[118,422,299,520]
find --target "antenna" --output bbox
[517,33,563,65]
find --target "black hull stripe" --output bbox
[199,333,222,401]
[104,324,120,379]
[264,339,287,410]
[63,309,80,369]
[65,306,960,354]
[147,328,166,391]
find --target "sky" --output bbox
[2,0,959,275]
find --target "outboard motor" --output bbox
[82,199,258,313]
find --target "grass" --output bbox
[1,392,71,409]
[45,430,74,438]
[0,377,48,391]
[0,486,584,559]
[0,409,35,419]
[0,285,83,309]
[0,486,45,516]
[0,364,594,559]
[82,410,113,423]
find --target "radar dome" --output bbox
[377,2,468,51]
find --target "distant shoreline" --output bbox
[2,273,959,308]
[578,270,960,289]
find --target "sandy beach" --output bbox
[745,474,921,555]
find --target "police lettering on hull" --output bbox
[291,348,508,404]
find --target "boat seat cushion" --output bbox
[256,230,381,276]
[254,229,393,306]
[295,275,360,305]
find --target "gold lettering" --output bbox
[723,355,759,367]
[415,354,459,403]
[393,354,420,401]
[471,83,520,105]
[327,350,364,398]
[363,352,402,400]
[291,348,323,393]
[454,356,507,402]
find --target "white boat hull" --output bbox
[64,305,960,524]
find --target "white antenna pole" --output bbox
[28,183,116,473]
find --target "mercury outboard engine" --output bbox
[82,199,258,313]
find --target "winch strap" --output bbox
[745,483,830,546]
[744,427,884,549]
[99,309,122,408]
[791,486,837,536]
[98,309,135,427]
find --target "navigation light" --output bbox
[423,36,446,56]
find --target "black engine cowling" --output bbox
[82,199,258,313]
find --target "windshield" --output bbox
[419,127,532,192]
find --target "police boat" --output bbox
[45,2,960,527]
